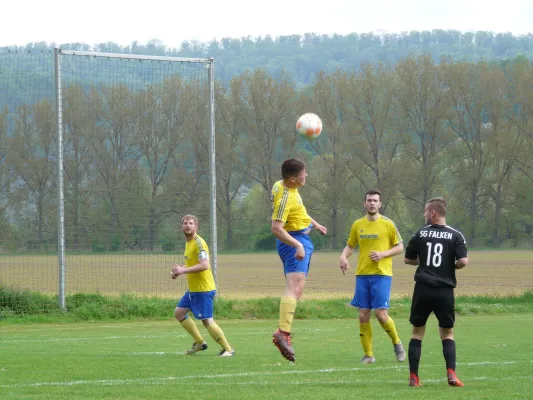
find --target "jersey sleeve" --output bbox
[404,232,420,260]
[271,188,290,222]
[194,237,209,260]
[346,221,359,248]
[454,233,468,260]
[390,221,403,246]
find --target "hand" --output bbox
[339,257,350,275]
[369,251,385,262]
[314,223,327,236]
[171,264,186,279]
[294,244,305,260]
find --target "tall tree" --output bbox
[484,66,527,245]
[444,61,491,245]
[512,59,533,180]
[214,78,247,249]
[341,64,402,210]
[394,55,454,210]
[132,76,191,250]
[302,70,355,248]
[241,69,297,198]
[92,84,141,248]
[8,100,56,249]
[62,84,96,250]
[0,107,14,245]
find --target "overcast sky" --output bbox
[2,0,532,47]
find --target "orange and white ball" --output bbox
[296,113,322,138]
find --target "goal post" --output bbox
[54,49,217,309]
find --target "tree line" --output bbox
[3,29,533,87]
[1,54,533,252]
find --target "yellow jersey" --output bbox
[347,215,402,276]
[184,234,216,292]
[271,180,311,232]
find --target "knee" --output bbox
[202,318,213,328]
[411,326,425,340]
[174,308,187,321]
[358,309,371,323]
[293,286,304,300]
[285,275,306,299]
[439,327,454,341]
[374,309,389,324]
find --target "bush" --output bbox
[0,285,58,315]
[254,226,276,250]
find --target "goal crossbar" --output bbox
[59,49,212,64]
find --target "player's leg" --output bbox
[175,291,206,354]
[440,327,463,386]
[202,318,234,356]
[280,272,306,329]
[351,276,374,363]
[273,234,312,361]
[273,272,305,361]
[372,276,405,362]
[191,291,233,356]
[435,287,463,387]
[408,283,432,386]
[408,325,425,386]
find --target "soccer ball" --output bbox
[296,113,322,138]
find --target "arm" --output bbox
[404,257,420,266]
[455,257,468,269]
[171,258,209,278]
[454,234,468,269]
[339,244,355,274]
[404,233,420,266]
[310,217,327,235]
[369,242,404,262]
[272,219,305,260]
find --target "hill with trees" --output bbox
[1,31,533,252]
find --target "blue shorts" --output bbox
[277,232,314,276]
[351,275,392,310]
[177,290,216,320]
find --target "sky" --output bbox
[1,0,532,48]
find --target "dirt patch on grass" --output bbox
[1,251,531,299]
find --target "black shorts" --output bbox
[409,282,455,329]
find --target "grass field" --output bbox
[1,251,533,398]
[1,315,532,399]
[1,250,533,298]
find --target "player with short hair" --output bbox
[339,189,406,364]
[171,214,234,357]
[271,158,327,362]
[404,197,468,387]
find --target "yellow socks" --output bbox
[206,321,232,351]
[380,317,401,345]
[360,322,373,357]
[180,316,204,343]
[278,296,297,333]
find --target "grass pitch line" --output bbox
[0,334,185,343]
[0,361,524,389]
[128,352,186,356]
[201,375,533,386]
[0,329,336,344]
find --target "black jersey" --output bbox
[405,224,468,288]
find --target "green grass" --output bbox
[1,315,532,399]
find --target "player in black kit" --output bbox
[404,197,468,387]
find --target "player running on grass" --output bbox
[171,214,234,357]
